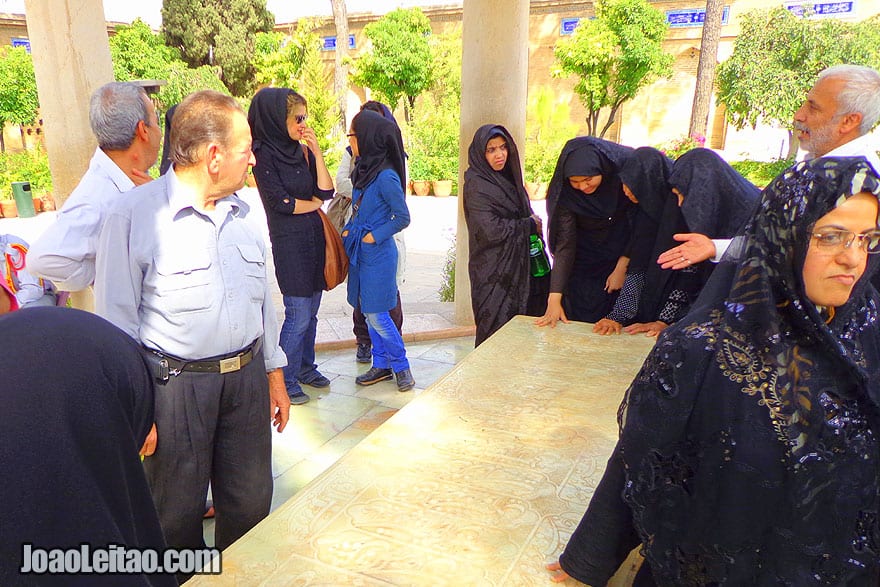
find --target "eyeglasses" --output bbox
[811,229,880,254]
[294,114,308,124]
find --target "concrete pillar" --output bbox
[455,0,530,325]
[24,0,114,311]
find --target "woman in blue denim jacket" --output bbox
[342,110,414,391]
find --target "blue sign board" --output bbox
[785,1,854,16]
[11,38,30,53]
[560,17,580,35]
[666,6,730,28]
[322,35,356,51]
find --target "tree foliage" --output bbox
[290,22,342,170]
[716,8,880,139]
[350,7,433,123]
[553,0,673,137]
[161,0,275,97]
[110,19,228,111]
[253,31,305,89]
[0,46,39,152]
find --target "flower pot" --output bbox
[33,197,44,213]
[411,180,431,196]
[405,180,413,196]
[0,200,18,218]
[41,195,56,211]
[432,179,453,197]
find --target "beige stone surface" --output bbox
[190,316,656,586]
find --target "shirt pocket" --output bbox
[236,243,267,302]
[153,253,213,314]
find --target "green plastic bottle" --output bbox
[529,234,550,277]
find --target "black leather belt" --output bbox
[148,339,261,377]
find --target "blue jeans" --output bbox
[364,311,409,373]
[280,291,322,393]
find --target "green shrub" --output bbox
[657,134,706,160]
[438,236,455,302]
[730,158,794,188]
[524,87,579,183]
[0,148,52,200]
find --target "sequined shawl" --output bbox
[617,157,880,585]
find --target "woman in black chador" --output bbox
[463,124,547,346]
[536,137,636,334]
[549,157,880,585]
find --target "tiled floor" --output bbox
[203,335,476,542]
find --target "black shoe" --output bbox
[356,343,372,363]
[395,368,415,392]
[289,391,310,405]
[355,367,393,386]
[300,373,331,388]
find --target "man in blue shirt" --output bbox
[95,90,290,559]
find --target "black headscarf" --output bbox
[618,146,677,271]
[0,308,174,586]
[669,148,761,238]
[463,124,535,345]
[248,87,302,166]
[159,103,177,175]
[617,157,880,584]
[350,110,406,191]
[546,137,633,252]
[465,124,530,212]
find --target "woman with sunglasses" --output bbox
[248,88,334,406]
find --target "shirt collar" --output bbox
[93,148,136,193]
[166,169,246,219]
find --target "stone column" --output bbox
[455,0,530,326]
[24,0,114,311]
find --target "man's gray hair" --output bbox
[818,64,880,135]
[89,82,151,151]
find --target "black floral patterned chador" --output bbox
[560,157,880,586]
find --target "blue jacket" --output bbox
[342,169,410,312]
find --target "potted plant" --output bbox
[0,186,18,218]
[427,155,456,197]
[408,154,431,196]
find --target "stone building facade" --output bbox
[303,0,879,158]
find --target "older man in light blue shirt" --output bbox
[96,90,290,561]
[28,82,160,291]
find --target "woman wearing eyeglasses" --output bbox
[248,88,334,406]
[548,157,880,585]
[342,110,414,392]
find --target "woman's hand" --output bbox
[546,561,571,583]
[593,318,622,335]
[362,232,375,244]
[535,293,569,328]
[300,126,320,154]
[605,256,629,293]
[657,233,715,269]
[624,321,668,337]
[530,213,543,236]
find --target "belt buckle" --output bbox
[219,356,241,374]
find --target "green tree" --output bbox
[350,7,433,123]
[253,31,305,89]
[110,19,181,81]
[0,46,39,152]
[110,19,228,111]
[716,8,880,158]
[553,0,673,137]
[162,0,275,97]
[290,22,342,172]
